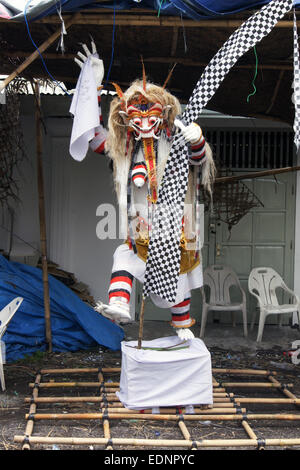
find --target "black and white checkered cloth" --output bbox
[143,0,293,304]
[293,8,300,151]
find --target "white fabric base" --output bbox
[111,244,203,308]
[116,336,213,410]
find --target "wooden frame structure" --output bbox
[14,366,300,450]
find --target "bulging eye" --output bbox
[133,118,142,127]
[149,117,158,125]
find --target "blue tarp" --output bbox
[0,255,124,362]
[0,1,300,22]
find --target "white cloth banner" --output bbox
[116,336,213,410]
[69,55,99,161]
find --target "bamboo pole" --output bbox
[24,412,300,421]
[235,398,300,405]
[0,13,79,92]
[31,378,290,389]
[212,368,277,376]
[215,166,300,185]
[98,370,112,450]
[268,376,297,400]
[137,297,145,349]
[13,434,300,448]
[71,407,245,415]
[219,382,293,388]
[38,367,276,375]
[241,420,258,441]
[24,396,234,404]
[33,81,52,352]
[22,373,41,451]
[178,420,191,441]
[40,367,121,374]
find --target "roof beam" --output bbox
[0,13,80,91]
[0,13,296,28]
[0,51,293,71]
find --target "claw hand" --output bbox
[174,118,202,145]
[74,39,104,88]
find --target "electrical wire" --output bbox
[23,0,71,96]
[104,0,116,86]
[246,46,258,103]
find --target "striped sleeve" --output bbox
[189,133,206,166]
[89,88,108,155]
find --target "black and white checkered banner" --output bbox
[143,0,294,304]
[293,8,300,151]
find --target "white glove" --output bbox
[174,118,202,145]
[75,39,104,88]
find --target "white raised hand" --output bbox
[74,39,104,88]
[174,119,202,145]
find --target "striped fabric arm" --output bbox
[89,88,108,155]
[189,132,206,166]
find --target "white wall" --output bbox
[4,96,129,311]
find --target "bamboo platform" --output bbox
[14,366,300,450]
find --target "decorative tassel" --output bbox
[56,2,67,54]
[132,162,147,187]
[141,55,147,92]
[162,63,177,90]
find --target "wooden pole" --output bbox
[33,81,52,352]
[0,13,79,92]
[97,369,113,450]
[37,367,277,375]
[25,395,234,404]
[215,166,300,185]
[3,13,296,29]
[13,435,300,448]
[22,373,41,451]
[39,367,121,374]
[24,412,300,421]
[137,296,145,349]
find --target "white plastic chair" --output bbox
[248,267,300,342]
[200,265,248,338]
[0,297,23,391]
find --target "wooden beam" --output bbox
[0,51,293,72]
[0,13,296,28]
[215,166,300,185]
[0,13,80,91]
[32,81,52,353]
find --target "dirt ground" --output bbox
[1,335,300,453]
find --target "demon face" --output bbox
[120,95,165,141]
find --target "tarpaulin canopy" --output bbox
[0,0,300,22]
[0,255,124,362]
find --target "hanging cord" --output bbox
[180,12,188,54]
[104,1,116,86]
[246,45,258,103]
[23,0,71,96]
[157,0,165,17]
[55,0,67,54]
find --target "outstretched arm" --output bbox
[74,40,107,154]
[74,39,104,89]
[174,119,207,166]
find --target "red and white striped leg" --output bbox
[170,295,195,340]
[94,270,133,323]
